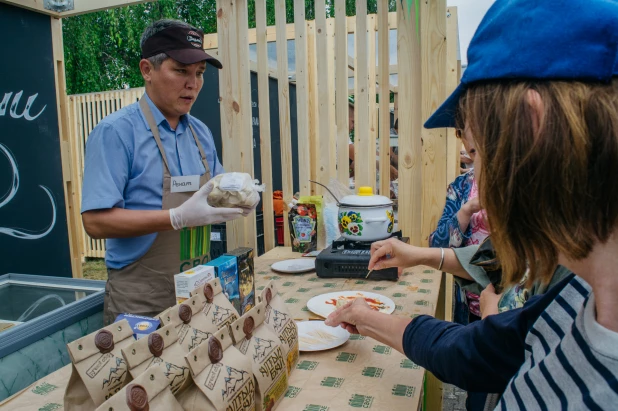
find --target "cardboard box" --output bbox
[174,265,215,304]
[224,247,255,314]
[206,255,241,313]
[114,313,160,339]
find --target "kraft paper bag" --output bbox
[158,293,220,353]
[259,281,300,375]
[190,277,240,330]
[95,365,183,411]
[177,328,256,411]
[121,323,192,396]
[229,301,288,411]
[64,320,134,410]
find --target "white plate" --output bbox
[297,320,350,352]
[270,258,316,274]
[306,291,396,319]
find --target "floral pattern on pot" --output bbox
[339,211,364,236]
[387,210,395,233]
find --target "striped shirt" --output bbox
[404,275,618,410]
[499,277,618,409]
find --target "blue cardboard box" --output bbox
[206,255,241,313]
[114,313,160,339]
[224,247,255,314]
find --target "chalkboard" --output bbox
[0,3,72,276]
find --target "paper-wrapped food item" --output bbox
[95,365,183,411]
[260,281,300,374]
[158,293,221,353]
[178,328,255,410]
[207,172,264,208]
[64,320,134,410]
[190,277,241,330]
[121,324,192,396]
[230,302,288,411]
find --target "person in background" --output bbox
[429,126,488,323]
[327,0,618,408]
[81,19,256,324]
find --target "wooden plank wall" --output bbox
[255,0,275,252]
[377,1,391,199]
[353,0,370,188]
[294,0,311,197]
[315,0,332,194]
[335,0,349,186]
[396,1,423,246]
[446,7,461,185]
[420,0,448,246]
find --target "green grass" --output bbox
[82,258,107,280]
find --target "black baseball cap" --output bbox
[141,25,222,69]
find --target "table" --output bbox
[0,247,445,411]
[256,248,444,411]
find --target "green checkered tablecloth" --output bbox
[255,247,442,411]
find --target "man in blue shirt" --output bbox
[81,19,253,324]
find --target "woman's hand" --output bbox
[480,284,503,319]
[461,197,481,217]
[368,237,420,272]
[324,298,373,335]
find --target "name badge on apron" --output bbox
[171,175,200,193]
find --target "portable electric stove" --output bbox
[315,231,409,281]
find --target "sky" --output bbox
[447,0,495,66]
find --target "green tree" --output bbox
[63,0,397,94]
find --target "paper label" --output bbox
[219,173,244,191]
[171,175,200,193]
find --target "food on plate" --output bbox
[299,329,339,346]
[326,293,389,312]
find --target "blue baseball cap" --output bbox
[424,0,618,129]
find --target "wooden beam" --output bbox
[446,7,460,185]
[354,0,370,188]
[0,0,59,16]
[378,0,391,199]
[420,0,448,246]
[335,0,349,185]
[368,14,378,192]
[236,0,257,251]
[203,12,399,50]
[52,16,83,278]
[307,21,319,196]
[216,0,244,251]
[294,0,311,197]
[56,0,154,17]
[327,18,337,180]
[397,0,423,246]
[275,0,293,247]
[315,0,332,191]
[255,3,275,253]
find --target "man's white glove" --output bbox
[169,182,243,230]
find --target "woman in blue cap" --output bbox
[326,0,618,408]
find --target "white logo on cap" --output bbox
[187,30,202,48]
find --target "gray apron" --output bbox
[103,97,212,325]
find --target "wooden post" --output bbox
[444,6,460,322]
[51,17,83,278]
[236,0,257,251]
[353,0,370,189]
[307,20,319,195]
[397,0,423,246]
[216,0,244,251]
[275,0,294,247]
[327,18,337,178]
[378,0,391,199]
[367,14,377,191]
[446,7,460,185]
[256,0,275,252]
[420,0,447,246]
[335,0,349,186]
[315,0,332,191]
[294,0,311,197]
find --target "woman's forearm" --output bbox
[414,247,474,281]
[354,309,411,355]
[456,207,472,233]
